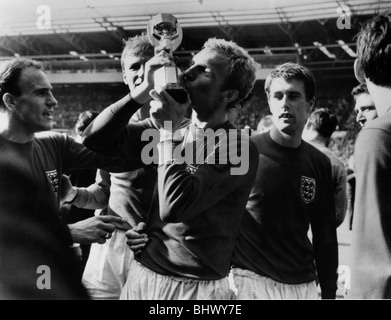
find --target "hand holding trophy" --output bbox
[147,13,188,104]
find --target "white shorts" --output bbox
[82,229,133,300]
[230,267,319,300]
[120,261,233,300]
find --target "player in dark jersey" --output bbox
[82,38,259,300]
[231,63,338,300]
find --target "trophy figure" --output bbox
[147,13,188,103]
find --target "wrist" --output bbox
[64,188,79,204]
[129,83,151,105]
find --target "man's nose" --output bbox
[280,96,289,109]
[356,110,363,122]
[183,67,195,82]
[48,92,58,108]
[137,65,145,76]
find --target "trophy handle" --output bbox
[146,13,183,54]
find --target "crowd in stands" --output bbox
[52,83,128,129]
[52,80,360,169]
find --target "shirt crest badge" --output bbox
[301,176,316,204]
[46,169,59,198]
[185,164,198,175]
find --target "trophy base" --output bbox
[165,88,188,104]
[155,66,188,104]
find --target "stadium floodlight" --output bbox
[337,40,357,58]
[313,41,336,59]
[69,51,78,56]
[263,46,273,55]
[295,43,302,55]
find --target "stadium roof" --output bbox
[1,0,389,35]
[0,0,390,78]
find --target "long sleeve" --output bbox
[311,164,338,299]
[82,95,149,161]
[73,170,110,209]
[334,163,347,227]
[350,118,391,299]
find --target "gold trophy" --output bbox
[147,13,188,103]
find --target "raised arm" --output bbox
[82,50,174,159]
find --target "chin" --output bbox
[278,124,296,136]
[40,122,53,132]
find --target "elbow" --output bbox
[81,133,92,149]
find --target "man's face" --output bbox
[12,67,58,133]
[268,78,313,136]
[122,52,153,91]
[227,104,241,125]
[354,93,377,128]
[182,48,229,121]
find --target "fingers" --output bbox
[99,215,124,223]
[125,230,149,252]
[134,222,147,232]
[155,45,170,55]
[111,219,132,231]
[99,215,125,232]
[149,89,163,102]
[125,224,149,253]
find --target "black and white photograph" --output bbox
[0,0,390,307]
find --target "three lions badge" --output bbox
[301,176,316,204]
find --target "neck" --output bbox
[269,125,303,148]
[303,131,327,147]
[0,113,34,143]
[366,80,391,117]
[191,109,228,129]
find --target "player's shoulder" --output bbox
[34,131,76,149]
[302,140,331,165]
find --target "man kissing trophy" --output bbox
[147,13,188,103]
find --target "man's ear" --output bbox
[2,93,16,111]
[221,89,239,104]
[308,97,315,110]
[354,59,366,84]
[122,70,128,85]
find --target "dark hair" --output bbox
[0,58,43,109]
[356,14,391,88]
[74,111,99,136]
[351,83,370,101]
[121,34,154,71]
[306,108,338,139]
[264,62,316,102]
